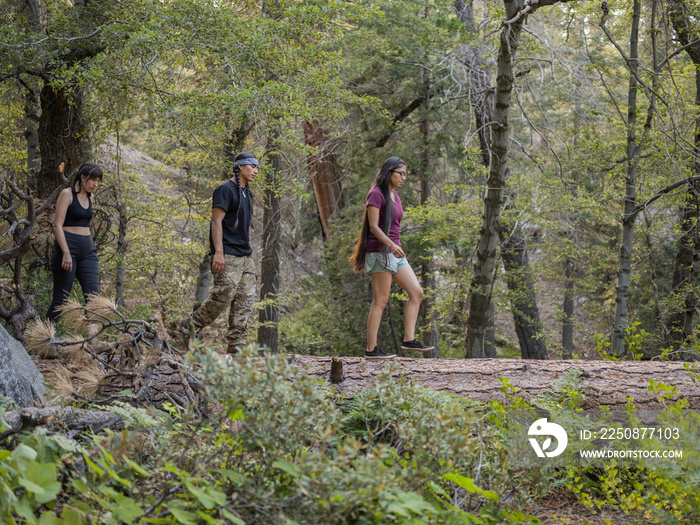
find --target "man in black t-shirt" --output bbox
[179,152,258,354]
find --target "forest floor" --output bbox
[529,490,636,524]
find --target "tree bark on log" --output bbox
[291,355,700,414]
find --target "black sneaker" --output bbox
[400,339,434,352]
[364,346,396,359]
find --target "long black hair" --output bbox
[231,152,256,224]
[350,156,405,273]
[73,163,103,197]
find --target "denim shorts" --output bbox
[365,252,409,275]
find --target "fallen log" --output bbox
[1,406,123,441]
[292,356,700,415]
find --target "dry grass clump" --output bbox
[26,295,199,411]
[25,319,57,358]
[26,297,122,402]
[85,294,120,319]
[57,298,88,329]
[43,359,105,405]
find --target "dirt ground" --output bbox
[530,492,645,524]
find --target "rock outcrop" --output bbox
[0,324,45,406]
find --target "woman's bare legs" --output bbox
[392,264,423,342]
[367,271,393,351]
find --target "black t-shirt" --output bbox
[208,180,252,256]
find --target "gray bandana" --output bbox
[234,157,259,167]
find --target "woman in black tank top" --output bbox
[47,164,104,327]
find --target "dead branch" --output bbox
[26,296,204,414]
[0,406,124,443]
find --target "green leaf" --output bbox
[443,473,498,501]
[60,506,88,524]
[111,493,144,523]
[11,444,37,465]
[82,453,104,476]
[71,479,88,495]
[184,482,217,510]
[123,456,152,477]
[215,468,245,485]
[166,503,199,525]
[14,496,35,522]
[272,459,300,478]
[99,485,119,498]
[428,481,447,496]
[385,490,437,517]
[196,510,218,524]
[221,509,246,525]
[18,462,61,504]
[48,434,81,454]
[38,510,63,524]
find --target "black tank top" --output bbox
[63,189,93,228]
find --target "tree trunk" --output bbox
[456,0,545,359]
[562,256,574,359]
[666,186,700,350]
[222,116,250,180]
[0,256,38,341]
[18,0,45,194]
[454,0,496,356]
[419,60,439,358]
[610,0,641,357]
[499,224,547,359]
[302,120,343,239]
[454,0,493,169]
[37,82,84,198]
[23,86,41,194]
[464,12,524,358]
[666,0,700,357]
[258,135,282,353]
[115,203,127,307]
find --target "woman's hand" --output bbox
[389,242,405,258]
[61,252,73,272]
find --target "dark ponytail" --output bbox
[73,163,103,197]
[349,156,405,273]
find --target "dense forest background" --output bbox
[2,0,700,362]
[5,1,700,523]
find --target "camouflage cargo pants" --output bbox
[191,254,256,352]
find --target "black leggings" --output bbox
[47,232,100,323]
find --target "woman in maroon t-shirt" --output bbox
[350,157,434,359]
